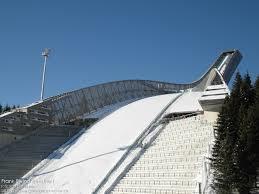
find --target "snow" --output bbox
[165,91,203,114]
[202,89,228,96]
[199,94,227,101]
[15,93,178,194]
[0,111,13,118]
[83,98,139,119]
[206,84,226,90]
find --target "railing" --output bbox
[93,92,185,193]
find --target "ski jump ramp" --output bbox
[13,94,179,194]
[0,50,242,194]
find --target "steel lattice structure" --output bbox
[0,50,242,134]
[42,50,241,124]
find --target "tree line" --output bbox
[0,104,19,114]
[211,72,259,194]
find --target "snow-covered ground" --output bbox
[15,93,178,194]
[165,91,203,114]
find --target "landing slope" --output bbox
[16,93,178,194]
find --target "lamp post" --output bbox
[40,48,51,101]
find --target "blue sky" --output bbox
[0,0,259,106]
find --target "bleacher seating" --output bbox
[0,125,81,193]
[111,114,214,194]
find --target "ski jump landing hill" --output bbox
[0,50,242,194]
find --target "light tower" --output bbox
[40,48,51,101]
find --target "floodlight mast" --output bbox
[40,48,51,101]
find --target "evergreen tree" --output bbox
[253,76,259,168]
[3,104,11,112]
[0,103,19,113]
[211,72,258,193]
[230,72,242,109]
[235,73,257,193]
[211,96,235,193]
[236,106,257,193]
[225,72,244,190]
[212,72,259,193]
[239,73,255,109]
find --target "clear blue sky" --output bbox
[0,0,259,106]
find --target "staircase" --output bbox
[0,125,81,193]
[110,115,214,194]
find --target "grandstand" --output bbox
[0,50,242,194]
